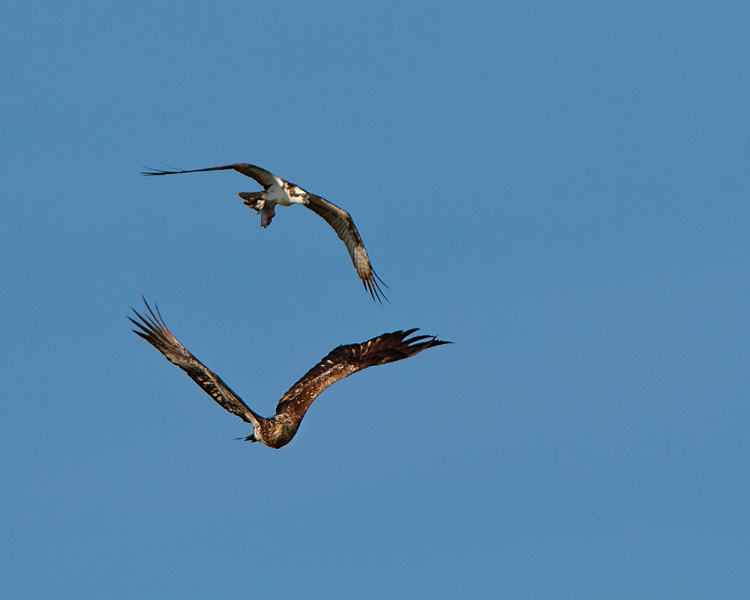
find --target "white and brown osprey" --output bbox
[130,299,449,449]
[143,163,387,302]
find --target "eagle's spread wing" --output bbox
[130,298,261,425]
[143,163,278,190]
[275,329,450,420]
[305,194,387,302]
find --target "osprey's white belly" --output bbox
[267,182,294,206]
[267,177,307,207]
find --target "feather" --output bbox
[130,298,450,448]
[143,162,387,301]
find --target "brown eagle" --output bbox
[130,299,450,449]
[143,163,387,302]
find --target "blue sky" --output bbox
[2,1,749,598]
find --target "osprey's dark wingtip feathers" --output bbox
[142,166,184,176]
[365,273,389,304]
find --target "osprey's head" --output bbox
[287,184,310,205]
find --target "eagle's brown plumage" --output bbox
[130,298,449,449]
[143,162,387,302]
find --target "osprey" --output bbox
[143,163,387,302]
[130,298,450,449]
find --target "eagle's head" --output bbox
[261,416,298,449]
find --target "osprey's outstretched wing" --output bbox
[143,162,388,301]
[305,194,387,302]
[129,298,262,426]
[275,329,450,422]
[143,163,279,190]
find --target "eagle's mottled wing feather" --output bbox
[275,329,450,420]
[142,163,278,190]
[305,194,387,302]
[130,298,259,424]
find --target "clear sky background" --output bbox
[2,1,749,598]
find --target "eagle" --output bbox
[143,163,387,302]
[130,298,450,449]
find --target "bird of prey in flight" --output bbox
[143,162,387,302]
[130,298,450,449]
